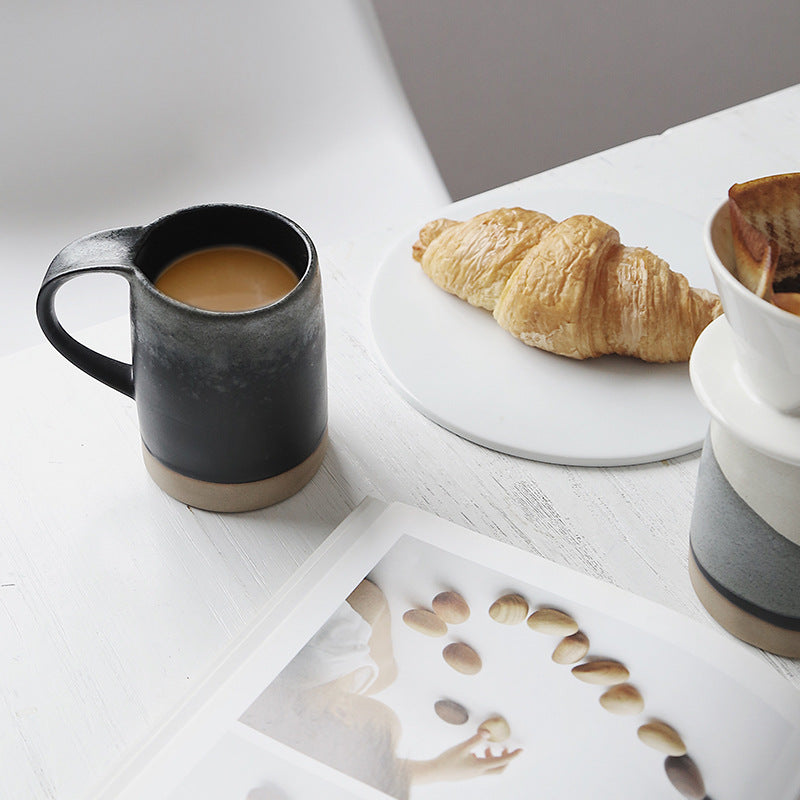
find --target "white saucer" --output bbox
[369,188,713,466]
[690,316,800,466]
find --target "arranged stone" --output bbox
[527,608,579,635]
[637,721,687,756]
[478,715,511,742]
[432,591,470,624]
[488,594,529,624]
[443,642,482,674]
[664,755,706,799]
[434,699,469,725]
[572,659,630,685]
[403,608,448,637]
[599,683,645,715]
[551,631,590,664]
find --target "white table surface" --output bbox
[3,85,800,800]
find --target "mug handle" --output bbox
[36,226,142,398]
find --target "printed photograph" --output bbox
[237,533,793,799]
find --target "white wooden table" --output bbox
[2,85,800,800]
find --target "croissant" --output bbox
[412,207,722,362]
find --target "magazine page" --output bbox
[93,500,800,800]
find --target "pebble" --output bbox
[478,715,511,742]
[432,591,470,624]
[527,608,579,635]
[637,721,687,756]
[664,754,706,799]
[402,608,448,637]
[434,699,469,725]
[488,593,529,624]
[571,659,630,685]
[551,631,590,664]
[599,683,644,715]
[443,642,483,674]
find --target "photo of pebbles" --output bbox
[400,588,707,798]
[361,522,797,800]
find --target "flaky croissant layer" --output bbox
[413,208,722,362]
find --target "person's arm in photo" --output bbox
[346,578,398,694]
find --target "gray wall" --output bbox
[373,0,799,200]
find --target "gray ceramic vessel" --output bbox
[37,205,327,511]
[690,423,800,657]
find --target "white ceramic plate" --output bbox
[690,315,800,467]
[369,187,714,466]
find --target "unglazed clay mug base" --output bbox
[141,431,327,513]
[704,202,800,413]
[36,205,327,512]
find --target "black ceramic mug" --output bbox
[36,204,327,512]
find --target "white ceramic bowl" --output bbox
[705,201,800,413]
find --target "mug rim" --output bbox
[134,203,318,317]
[704,199,800,329]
